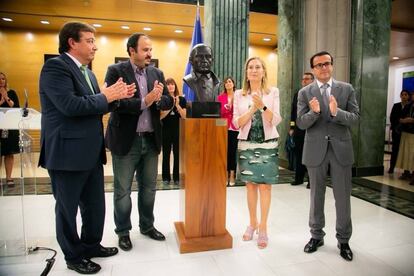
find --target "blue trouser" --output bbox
[112,135,158,236]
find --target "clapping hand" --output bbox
[145,80,164,106]
[309,97,320,113]
[101,77,136,103]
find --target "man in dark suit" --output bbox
[297,51,359,261]
[39,22,135,274]
[105,33,173,251]
[290,72,314,188]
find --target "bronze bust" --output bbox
[183,44,221,102]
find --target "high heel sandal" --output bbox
[257,232,268,249]
[242,226,257,241]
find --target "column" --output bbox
[204,0,248,87]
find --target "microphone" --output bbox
[22,88,28,117]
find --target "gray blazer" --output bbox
[296,79,359,167]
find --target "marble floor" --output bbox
[1,184,414,276]
[0,152,413,275]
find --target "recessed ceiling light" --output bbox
[174,29,183,33]
[143,27,152,31]
[2,18,13,22]
[40,20,50,25]
[392,56,400,60]
[93,23,102,28]
[121,25,130,30]
[263,37,271,42]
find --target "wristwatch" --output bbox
[261,106,267,112]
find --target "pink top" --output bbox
[233,87,282,140]
[218,92,238,131]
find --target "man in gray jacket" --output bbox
[297,51,359,261]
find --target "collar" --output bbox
[65,52,83,68]
[130,60,146,75]
[316,78,333,89]
[194,71,211,79]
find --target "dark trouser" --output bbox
[227,130,239,172]
[294,134,307,183]
[390,130,401,171]
[307,143,352,243]
[162,126,179,182]
[49,163,105,264]
[113,135,158,236]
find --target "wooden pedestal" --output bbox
[174,118,233,253]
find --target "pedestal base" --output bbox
[174,222,233,254]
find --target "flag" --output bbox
[183,2,203,101]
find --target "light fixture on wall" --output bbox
[263,37,271,42]
[143,27,152,31]
[40,20,50,25]
[2,17,13,22]
[174,29,183,33]
[121,25,130,30]
[392,56,400,60]
[93,23,102,28]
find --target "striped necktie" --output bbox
[80,65,95,94]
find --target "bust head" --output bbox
[189,44,213,74]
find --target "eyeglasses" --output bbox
[313,62,332,69]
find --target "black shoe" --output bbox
[140,228,166,241]
[86,245,118,258]
[338,242,353,261]
[306,183,310,189]
[67,258,101,274]
[290,181,303,186]
[119,235,132,251]
[304,238,324,253]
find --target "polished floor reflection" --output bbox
[0,153,413,275]
[0,184,413,275]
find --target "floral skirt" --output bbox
[237,139,279,184]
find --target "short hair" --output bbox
[241,57,269,96]
[126,33,148,56]
[310,51,334,68]
[0,72,8,89]
[303,72,314,80]
[400,89,409,96]
[58,22,95,54]
[165,78,180,97]
[223,76,236,92]
[189,44,212,60]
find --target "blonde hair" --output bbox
[241,57,269,96]
[0,72,8,90]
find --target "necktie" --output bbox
[80,65,95,94]
[320,83,330,116]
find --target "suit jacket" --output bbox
[183,71,221,102]
[389,102,405,131]
[233,87,282,141]
[38,54,108,171]
[290,90,306,138]
[296,79,359,167]
[104,61,173,155]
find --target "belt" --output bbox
[136,132,154,137]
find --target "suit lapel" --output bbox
[61,54,93,95]
[122,61,140,97]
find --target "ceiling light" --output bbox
[143,27,152,31]
[121,25,130,30]
[2,18,13,22]
[263,37,271,42]
[93,23,102,28]
[40,20,50,25]
[392,56,400,60]
[174,29,183,33]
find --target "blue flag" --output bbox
[183,4,203,101]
